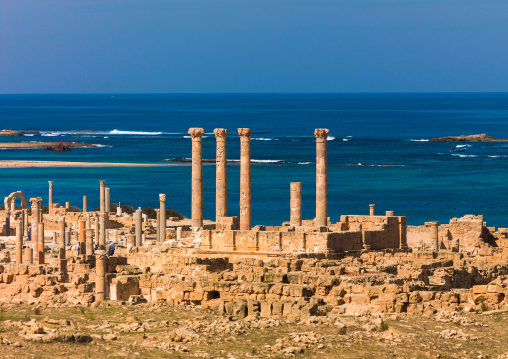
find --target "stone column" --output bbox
[135,207,142,247]
[177,227,182,241]
[189,127,205,228]
[38,222,45,264]
[86,229,94,255]
[30,199,39,262]
[23,209,29,238]
[4,208,10,236]
[65,202,70,210]
[16,221,22,264]
[290,182,302,226]
[431,221,439,252]
[398,217,408,250]
[369,204,375,216]
[214,128,228,222]
[48,181,53,207]
[95,251,107,302]
[99,212,107,249]
[37,198,43,223]
[116,204,122,216]
[159,194,166,242]
[386,210,394,216]
[314,128,329,227]
[99,180,106,212]
[79,220,86,255]
[83,196,88,213]
[24,247,33,264]
[105,187,111,212]
[155,209,160,242]
[238,128,252,231]
[86,213,91,229]
[59,217,66,259]
[94,216,99,244]
[65,230,71,246]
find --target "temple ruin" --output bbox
[0,128,508,321]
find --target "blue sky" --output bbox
[0,0,507,93]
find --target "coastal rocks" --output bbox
[429,133,508,142]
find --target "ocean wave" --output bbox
[253,138,278,141]
[41,132,60,137]
[103,136,109,139]
[488,155,508,158]
[346,136,353,138]
[91,144,113,148]
[455,144,472,148]
[410,139,429,142]
[109,129,162,135]
[451,154,478,158]
[23,134,35,137]
[327,136,335,141]
[251,159,281,163]
[343,139,350,141]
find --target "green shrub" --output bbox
[379,323,389,332]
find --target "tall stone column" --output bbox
[214,128,228,222]
[95,252,107,302]
[398,217,408,250]
[99,180,106,212]
[105,187,111,212]
[431,221,439,252]
[177,227,182,241]
[369,204,375,216]
[99,212,107,249]
[37,198,43,223]
[83,196,88,213]
[135,207,142,247]
[159,194,166,242]
[79,220,86,255]
[189,128,205,228]
[23,209,29,238]
[4,208,10,236]
[238,128,252,231]
[48,181,53,208]
[94,216,99,245]
[16,221,22,264]
[38,222,45,264]
[59,217,66,259]
[155,209,160,243]
[30,199,39,262]
[314,129,329,227]
[290,182,302,226]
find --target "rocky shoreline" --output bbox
[0,142,95,149]
[429,133,508,142]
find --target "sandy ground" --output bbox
[0,161,174,168]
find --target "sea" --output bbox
[1,93,508,228]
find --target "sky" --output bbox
[0,0,507,93]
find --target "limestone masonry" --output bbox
[1,128,508,323]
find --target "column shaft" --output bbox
[16,222,22,264]
[59,217,66,259]
[214,128,228,222]
[105,187,111,212]
[95,253,107,301]
[38,222,44,264]
[431,222,439,251]
[238,128,252,230]
[83,196,88,213]
[315,129,329,227]
[99,181,106,212]
[290,182,302,226]
[79,220,86,255]
[48,181,53,208]
[159,195,166,242]
[30,199,39,262]
[370,204,375,216]
[135,208,142,247]
[189,128,205,228]
[99,213,107,249]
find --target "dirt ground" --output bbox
[0,302,506,359]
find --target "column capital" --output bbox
[99,180,105,186]
[213,128,229,140]
[314,128,329,141]
[29,198,38,206]
[159,194,166,202]
[238,128,251,139]
[48,181,53,186]
[188,127,205,139]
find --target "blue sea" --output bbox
[1,93,508,228]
